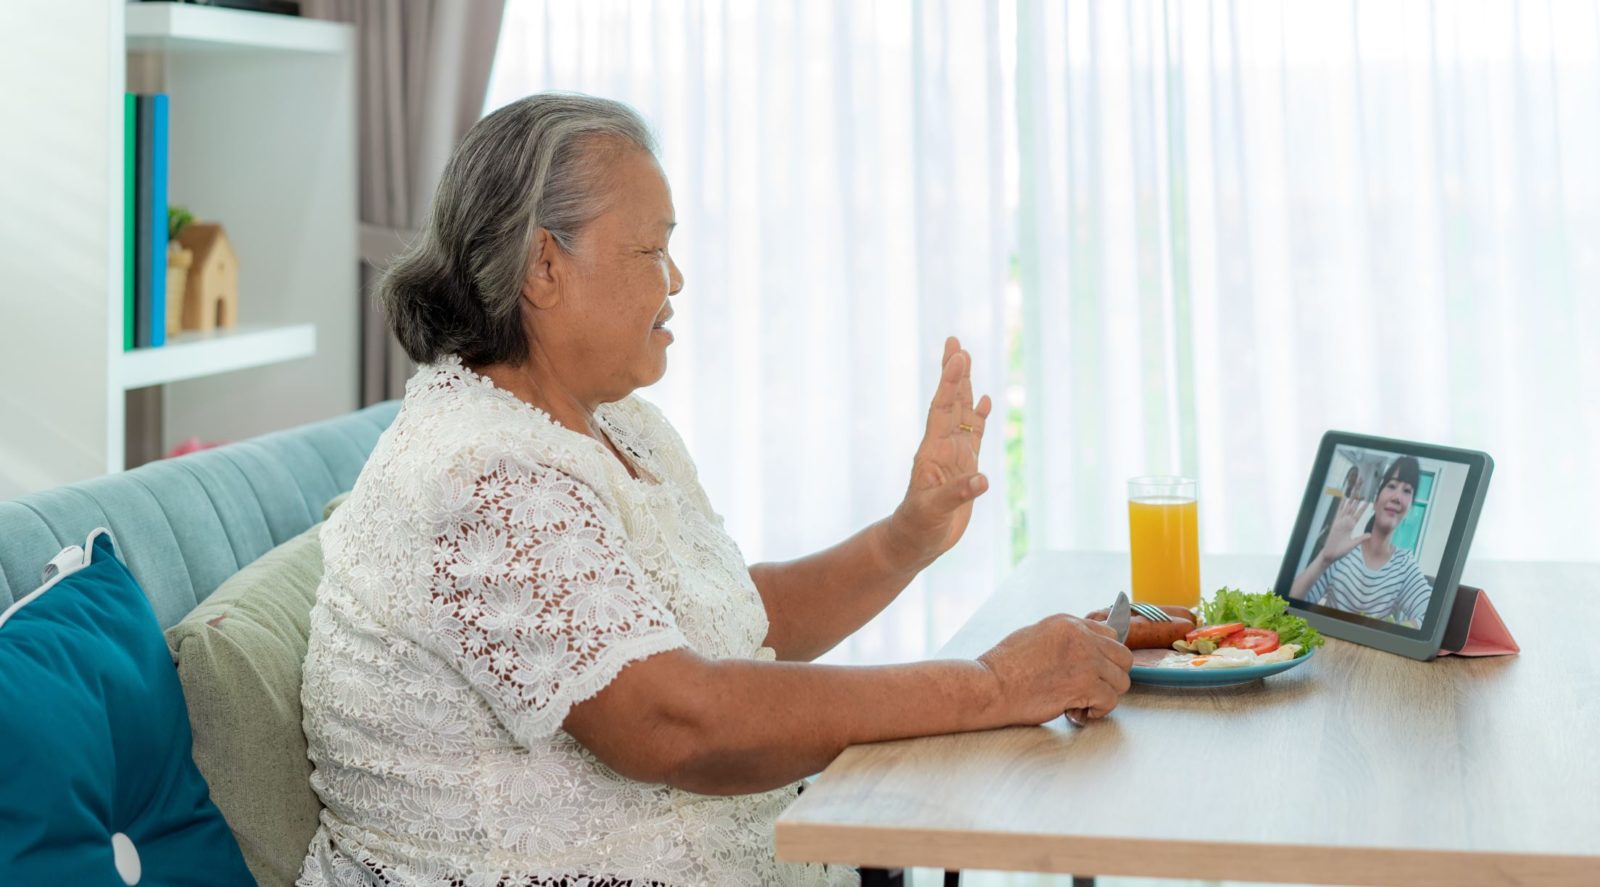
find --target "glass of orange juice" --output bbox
[1127,476,1199,609]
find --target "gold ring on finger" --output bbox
[958,423,975,433]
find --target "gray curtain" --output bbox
[305,0,506,405]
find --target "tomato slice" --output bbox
[1184,622,1244,642]
[1221,628,1280,654]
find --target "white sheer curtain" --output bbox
[486,0,1600,665]
[485,0,1016,664]
[1019,0,1600,565]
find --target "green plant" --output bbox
[168,205,195,240]
[1003,254,1029,566]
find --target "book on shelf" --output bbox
[150,93,169,348]
[122,94,135,352]
[133,95,151,349]
[130,92,169,350]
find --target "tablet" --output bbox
[1273,431,1493,661]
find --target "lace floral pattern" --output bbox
[298,357,854,887]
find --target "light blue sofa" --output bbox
[0,402,399,628]
[0,400,906,887]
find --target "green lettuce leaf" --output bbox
[1200,587,1325,655]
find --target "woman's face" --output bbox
[533,146,682,399]
[1373,475,1415,533]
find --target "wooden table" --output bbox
[776,552,1600,886]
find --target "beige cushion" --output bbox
[322,492,349,521]
[166,522,326,887]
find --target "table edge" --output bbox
[773,821,1599,886]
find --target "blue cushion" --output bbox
[0,530,253,886]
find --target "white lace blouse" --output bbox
[298,357,854,887]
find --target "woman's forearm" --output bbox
[1289,554,1330,600]
[749,518,924,661]
[563,616,1130,797]
[564,653,1000,795]
[662,656,1001,794]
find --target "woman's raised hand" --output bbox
[880,336,994,572]
[978,615,1134,724]
[1320,496,1371,564]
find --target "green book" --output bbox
[123,93,135,351]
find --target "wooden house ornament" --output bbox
[175,222,239,332]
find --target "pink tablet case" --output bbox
[1437,589,1519,657]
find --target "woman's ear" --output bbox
[522,228,562,309]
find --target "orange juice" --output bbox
[1128,496,1200,608]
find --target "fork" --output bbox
[1130,601,1174,622]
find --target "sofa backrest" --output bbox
[0,402,399,628]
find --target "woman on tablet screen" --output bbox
[1289,456,1432,628]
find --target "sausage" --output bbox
[1121,616,1196,650]
[1084,605,1197,650]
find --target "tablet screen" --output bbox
[1287,445,1476,634]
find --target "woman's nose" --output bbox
[668,256,684,296]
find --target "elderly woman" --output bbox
[298,94,1132,887]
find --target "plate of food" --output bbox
[1088,588,1325,688]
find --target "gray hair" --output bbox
[381,93,658,366]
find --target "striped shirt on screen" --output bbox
[1306,546,1432,626]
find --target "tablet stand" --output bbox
[1437,585,1519,657]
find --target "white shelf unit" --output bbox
[117,322,317,390]
[126,2,348,54]
[0,1,357,495]
[127,2,357,462]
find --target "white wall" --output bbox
[0,0,122,494]
[1417,461,1467,576]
